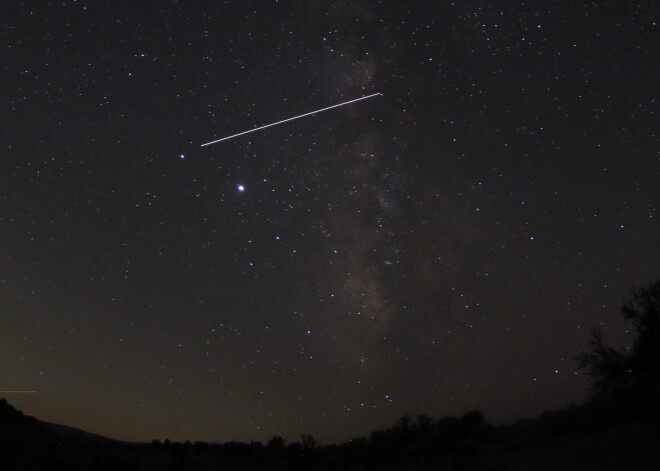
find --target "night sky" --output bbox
[1,1,658,445]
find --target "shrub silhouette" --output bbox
[366,408,485,462]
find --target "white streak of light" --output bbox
[201,92,382,147]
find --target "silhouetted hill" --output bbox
[41,421,126,445]
[2,393,659,470]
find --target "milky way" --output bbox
[1,1,657,444]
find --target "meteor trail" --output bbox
[201,92,382,147]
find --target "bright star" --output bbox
[237,184,245,192]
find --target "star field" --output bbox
[1,1,658,444]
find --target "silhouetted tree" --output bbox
[460,409,485,430]
[267,435,286,449]
[577,327,630,394]
[578,280,660,396]
[415,414,434,436]
[300,434,317,449]
[622,281,660,387]
[391,415,412,441]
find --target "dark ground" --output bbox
[1,392,658,470]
